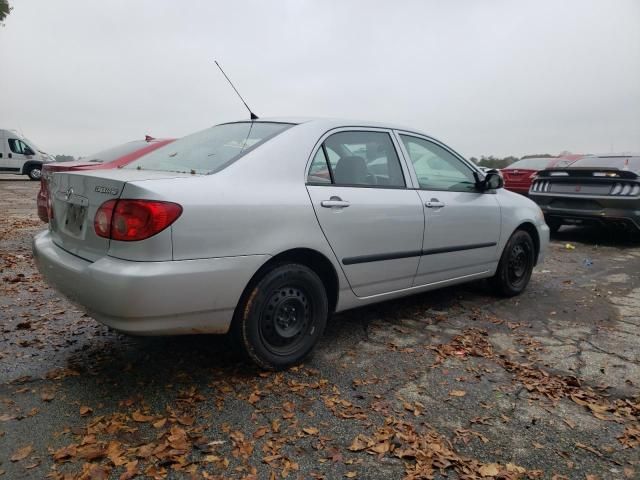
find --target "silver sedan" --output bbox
[33,118,549,369]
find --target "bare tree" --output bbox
[0,0,11,26]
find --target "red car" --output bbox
[501,155,583,196]
[37,136,174,222]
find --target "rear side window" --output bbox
[307,131,405,188]
[126,122,292,174]
[507,158,554,170]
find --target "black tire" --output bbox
[27,166,42,181]
[233,263,328,370]
[490,230,535,297]
[546,218,561,235]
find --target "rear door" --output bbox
[306,129,424,297]
[397,133,501,286]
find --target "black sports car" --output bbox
[529,155,640,233]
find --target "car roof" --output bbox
[224,117,433,135]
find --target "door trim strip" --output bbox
[342,242,497,265]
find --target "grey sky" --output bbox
[1,0,639,159]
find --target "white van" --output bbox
[0,129,55,180]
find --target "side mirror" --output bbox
[480,171,504,191]
[24,148,35,156]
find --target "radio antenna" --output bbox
[214,60,258,120]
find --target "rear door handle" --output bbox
[321,196,350,208]
[425,199,445,208]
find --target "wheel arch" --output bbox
[237,248,340,316]
[21,160,43,175]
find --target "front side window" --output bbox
[307,131,405,187]
[400,135,476,192]
[8,139,31,155]
[125,122,293,174]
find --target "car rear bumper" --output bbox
[532,194,640,231]
[32,230,269,335]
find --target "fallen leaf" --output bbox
[478,463,500,477]
[79,406,93,416]
[303,427,319,436]
[131,410,154,422]
[10,445,32,462]
[348,434,370,452]
[152,418,167,429]
[40,391,55,402]
[449,390,467,397]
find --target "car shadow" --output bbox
[552,224,640,247]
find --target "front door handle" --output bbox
[425,199,445,208]
[321,196,350,208]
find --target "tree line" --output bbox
[469,154,554,169]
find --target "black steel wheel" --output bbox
[234,263,328,370]
[491,229,535,296]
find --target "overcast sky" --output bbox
[1,0,638,158]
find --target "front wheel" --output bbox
[234,263,328,370]
[27,166,42,181]
[490,230,535,297]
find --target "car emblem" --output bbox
[575,185,581,192]
[94,185,119,195]
[64,187,74,200]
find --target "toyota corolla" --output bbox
[33,118,549,369]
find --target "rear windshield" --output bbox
[571,156,640,173]
[124,122,293,174]
[506,158,555,170]
[83,140,149,163]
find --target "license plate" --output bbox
[65,204,87,235]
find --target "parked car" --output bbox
[0,129,55,180]
[502,156,579,195]
[36,136,175,222]
[529,155,640,234]
[33,118,549,369]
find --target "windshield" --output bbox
[83,140,150,163]
[571,156,640,173]
[506,158,555,170]
[125,122,293,174]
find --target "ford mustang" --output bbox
[33,118,549,369]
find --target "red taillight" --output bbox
[37,180,51,223]
[94,199,182,241]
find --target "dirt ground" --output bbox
[1,175,638,480]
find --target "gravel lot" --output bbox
[1,176,638,479]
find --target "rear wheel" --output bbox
[234,263,328,370]
[546,218,562,235]
[27,166,42,181]
[490,230,535,297]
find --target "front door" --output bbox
[397,133,501,286]
[5,137,33,172]
[306,129,424,297]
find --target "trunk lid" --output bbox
[48,169,193,261]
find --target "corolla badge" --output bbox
[94,186,119,195]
